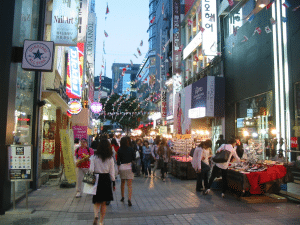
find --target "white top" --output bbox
[191,146,203,171]
[215,144,240,170]
[202,148,210,165]
[89,155,115,181]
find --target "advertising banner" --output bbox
[191,77,208,109]
[172,0,181,74]
[77,0,89,42]
[8,145,32,181]
[60,130,76,183]
[86,13,97,77]
[182,85,192,134]
[202,0,218,56]
[51,0,79,45]
[67,46,82,99]
[174,92,182,134]
[161,90,167,119]
[73,125,88,140]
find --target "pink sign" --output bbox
[73,126,88,140]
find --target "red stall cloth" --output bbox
[246,165,287,194]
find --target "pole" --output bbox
[26,181,28,210]
[12,181,15,210]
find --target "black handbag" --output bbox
[131,161,137,173]
[83,172,96,185]
[212,150,231,163]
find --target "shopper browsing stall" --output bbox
[204,138,240,198]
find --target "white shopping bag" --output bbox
[83,174,99,195]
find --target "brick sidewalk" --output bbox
[1,175,300,225]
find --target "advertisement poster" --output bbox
[51,0,79,45]
[9,145,32,180]
[73,125,88,140]
[42,120,55,160]
[60,130,76,183]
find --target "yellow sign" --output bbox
[159,126,168,134]
[176,134,191,139]
[60,129,77,183]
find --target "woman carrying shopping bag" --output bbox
[89,139,115,225]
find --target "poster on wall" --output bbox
[51,0,79,45]
[42,120,56,160]
[8,145,32,181]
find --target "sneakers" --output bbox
[221,193,225,198]
[204,189,210,195]
[75,192,81,198]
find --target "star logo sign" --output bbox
[33,49,44,60]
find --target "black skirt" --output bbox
[93,173,113,204]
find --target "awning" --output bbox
[42,91,69,112]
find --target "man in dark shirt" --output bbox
[216,135,226,148]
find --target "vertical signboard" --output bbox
[51,0,79,45]
[202,0,218,56]
[172,0,181,74]
[161,90,167,119]
[20,0,33,42]
[8,145,32,181]
[86,13,97,78]
[77,0,89,42]
[67,47,82,99]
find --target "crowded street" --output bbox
[1,175,300,225]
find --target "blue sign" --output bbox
[69,47,81,98]
[191,77,208,109]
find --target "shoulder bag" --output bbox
[212,145,231,163]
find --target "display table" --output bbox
[169,156,197,180]
[227,165,290,195]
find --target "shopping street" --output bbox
[1,175,300,225]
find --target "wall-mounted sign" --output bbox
[51,0,79,45]
[183,31,203,59]
[90,102,102,114]
[172,0,181,74]
[8,145,32,181]
[159,126,168,134]
[188,107,206,119]
[86,13,97,77]
[68,100,82,115]
[67,47,82,99]
[202,0,218,56]
[22,40,54,71]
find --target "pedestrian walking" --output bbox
[191,140,212,192]
[157,138,171,181]
[90,139,115,225]
[204,138,240,198]
[74,138,94,198]
[137,139,145,175]
[117,136,136,206]
[111,138,119,161]
[151,140,161,177]
[142,140,152,177]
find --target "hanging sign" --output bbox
[291,137,298,148]
[91,102,103,113]
[8,145,32,181]
[67,47,82,99]
[22,40,54,71]
[68,100,82,115]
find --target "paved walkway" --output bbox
[1,175,300,225]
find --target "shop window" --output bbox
[235,91,274,153]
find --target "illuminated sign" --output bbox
[188,107,206,119]
[172,0,181,74]
[51,0,79,45]
[202,0,218,56]
[18,118,30,122]
[67,47,81,99]
[161,91,167,119]
[68,100,82,115]
[183,31,203,59]
[90,102,102,114]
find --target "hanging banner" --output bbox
[86,13,97,77]
[60,130,76,183]
[73,125,88,140]
[51,0,79,45]
[161,90,167,119]
[67,47,82,99]
[172,0,181,74]
[202,0,218,56]
[77,0,89,42]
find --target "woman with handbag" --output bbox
[204,138,240,198]
[157,138,171,182]
[117,136,136,206]
[142,140,152,178]
[89,139,115,225]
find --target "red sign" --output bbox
[291,137,298,148]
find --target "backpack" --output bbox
[75,147,91,159]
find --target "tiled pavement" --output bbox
[1,175,300,225]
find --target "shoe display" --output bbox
[128,200,132,206]
[75,192,81,198]
[120,197,125,202]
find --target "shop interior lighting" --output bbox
[271,129,277,135]
[252,132,258,138]
[46,104,51,107]
[205,130,209,135]
[193,61,197,65]
[243,130,249,137]
[260,129,267,135]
